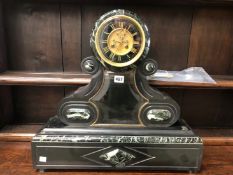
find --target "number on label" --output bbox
[114,76,124,83]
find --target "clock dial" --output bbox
[91,10,150,69]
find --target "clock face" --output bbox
[94,14,147,68]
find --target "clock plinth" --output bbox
[31,9,203,172]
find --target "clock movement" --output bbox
[32,9,203,172]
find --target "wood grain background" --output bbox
[1,1,233,126]
[0,1,13,127]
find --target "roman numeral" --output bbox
[102,40,107,43]
[133,41,140,45]
[103,47,110,53]
[118,56,121,62]
[127,24,132,31]
[110,24,115,30]
[109,52,115,60]
[104,31,110,35]
[132,32,138,37]
[118,22,124,28]
[131,48,137,54]
[127,55,131,59]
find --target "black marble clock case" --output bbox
[31,57,203,172]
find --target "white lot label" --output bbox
[39,156,47,162]
[114,75,124,83]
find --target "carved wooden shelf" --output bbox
[0,71,233,88]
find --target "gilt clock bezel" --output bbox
[90,9,150,71]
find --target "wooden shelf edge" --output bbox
[0,133,35,142]
[203,137,233,146]
[1,125,233,145]
[149,75,233,88]
[0,71,233,88]
[0,71,90,86]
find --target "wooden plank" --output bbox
[61,4,82,72]
[0,124,41,141]
[0,1,6,72]
[0,71,233,88]
[60,4,82,95]
[4,2,65,124]
[0,71,90,85]
[0,86,13,128]
[135,6,193,70]
[186,8,233,129]
[195,128,233,146]
[0,1,14,128]
[12,86,64,123]
[182,89,233,128]
[4,1,63,72]
[188,7,233,75]
[151,75,233,88]
[0,142,233,174]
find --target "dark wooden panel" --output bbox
[4,2,65,123]
[158,88,184,106]
[1,142,233,174]
[188,7,233,75]
[0,1,7,72]
[82,6,193,70]
[12,86,64,123]
[4,1,63,72]
[0,2,13,128]
[60,4,82,95]
[135,6,193,70]
[64,86,79,96]
[0,86,13,128]
[61,4,82,72]
[182,89,233,127]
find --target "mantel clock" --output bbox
[32,10,203,172]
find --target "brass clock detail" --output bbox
[91,10,150,70]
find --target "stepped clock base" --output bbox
[32,117,203,172]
